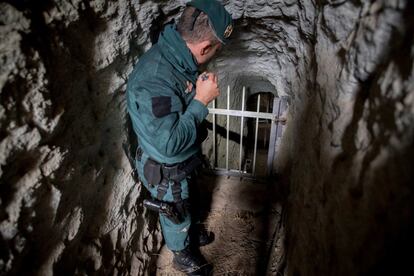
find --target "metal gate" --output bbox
[205,86,288,178]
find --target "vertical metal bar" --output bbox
[264,94,270,147]
[267,97,281,176]
[226,85,230,171]
[212,99,216,168]
[252,94,260,176]
[239,87,245,172]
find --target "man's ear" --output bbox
[199,41,213,56]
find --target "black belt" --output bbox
[162,154,202,183]
[138,147,202,201]
[136,146,201,178]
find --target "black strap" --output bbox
[171,181,182,202]
[156,179,182,202]
[155,154,202,201]
[157,178,169,201]
[161,155,202,183]
[179,155,202,179]
[136,146,143,162]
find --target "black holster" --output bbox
[143,199,183,224]
[143,153,203,214]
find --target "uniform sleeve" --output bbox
[135,80,209,157]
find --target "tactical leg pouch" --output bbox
[174,199,189,220]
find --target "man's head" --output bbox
[177,0,233,65]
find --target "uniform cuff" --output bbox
[187,99,209,124]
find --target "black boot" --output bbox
[190,224,215,247]
[172,247,212,275]
[197,229,214,247]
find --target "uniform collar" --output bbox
[157,24,199,83]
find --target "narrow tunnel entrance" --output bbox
[202,83,288,179]
[157,84,286,274]
[245,92,274,176]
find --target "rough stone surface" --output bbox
[260,1,413,275]
[207,0,414,275]
[0,0,175,275]
[1,0,414,275]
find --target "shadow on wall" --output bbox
[282,2,414,275]
[0,1,161,275]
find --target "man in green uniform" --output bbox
[126,0,233,274]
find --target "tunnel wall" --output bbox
[0,0,186,274]
[207,1,414,275]
[274,1,414,275]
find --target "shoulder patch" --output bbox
[152,96,172,118]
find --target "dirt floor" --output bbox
[155,173,282,275]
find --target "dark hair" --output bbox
[177,6,220,44]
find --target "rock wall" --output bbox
[0,0,186,274]
[207,1,414,275]
[273,1,414,275]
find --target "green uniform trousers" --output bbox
[135,150,196,251]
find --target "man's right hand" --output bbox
[194,72,220,106]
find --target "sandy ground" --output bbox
[155,173,282,275]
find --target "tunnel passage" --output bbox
[245,92,275,176]
[154,77,290,274]
[201,75,289,178]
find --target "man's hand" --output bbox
[194,72,220,106]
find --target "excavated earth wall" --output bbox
[273,1,414,275]
[0,0,171,275]
[0,0,413,275]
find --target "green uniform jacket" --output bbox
[126,24,209,164]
